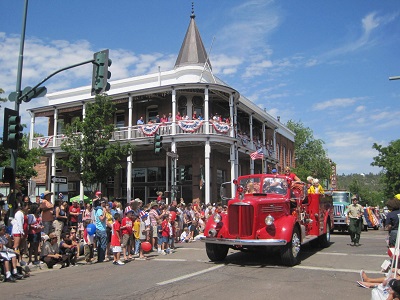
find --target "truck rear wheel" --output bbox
[206,243,228,262]
[280,227,301,266]
[319,222,331,248]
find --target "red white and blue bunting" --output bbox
[178,120,203,132]
[140,124,160,136]
[211,121,230,134]
[37,136,53,148]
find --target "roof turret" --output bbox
[174,4,212,70]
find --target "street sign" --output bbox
[166,151,179,159]
[51,176,68,184]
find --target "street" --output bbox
[2,229,388,300]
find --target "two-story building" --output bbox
[27,10,295,205]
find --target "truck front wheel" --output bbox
[281,227,301,266]
[206,243,229,262]
[319,222,331,248]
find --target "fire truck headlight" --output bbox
[265,215,275,226]
[213,213,222,223]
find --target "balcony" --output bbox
[31,121,276,159]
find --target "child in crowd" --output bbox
[133,214,141,256]
[137,213,149,260]
[161,214,170,255]
[157,219,163,253]
[111,213,124,265]
[180,227,190,243]
[83,220,94,264]
[120,210,134,261]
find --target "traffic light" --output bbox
[3,108,23,150]
[0,167,15,183]
[179,167,187,182]
[154,134,163,155]
[91,49,112,96]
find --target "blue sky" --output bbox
[1,0,400,175]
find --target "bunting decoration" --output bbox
[140,124,160,136]
[178,120,203,132]
[37,136,53,148]
[211,121,230,134]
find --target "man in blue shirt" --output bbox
[94,199,107,262]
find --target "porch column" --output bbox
[262,123,266,173]
[230,142,236,197]
[51,150,56,204]
[127,94,133,202]
[205,139,211,204]
[249,114,254,174]
[171,140,177,201]
[29,112,35,149]
[53,108,58,147]
[80,102,86,200]
[204,86,209,134]
[172,87,176,135]
[229,93,234,138]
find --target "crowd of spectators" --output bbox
[0,190,224,282]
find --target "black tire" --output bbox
[319,222,331,248]
[206,243,229,262]
[280,227,301,266]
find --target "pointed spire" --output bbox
[174,3,212,70]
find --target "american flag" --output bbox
[250,148,264,160]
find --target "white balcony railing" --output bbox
[31,121,276,159]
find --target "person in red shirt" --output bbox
[284,166,301,182]
[120,210,134,261]
[69,200,80,230]
[161,214,170,255]
[111,213,124,265]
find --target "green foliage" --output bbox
[60,94,133,189]
[371,139,400,198]
[0,133,44,193]
[337,173,385,207]
[286,120,331,182]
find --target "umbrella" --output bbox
[69,195,91,203]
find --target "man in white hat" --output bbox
[40,191,54,234]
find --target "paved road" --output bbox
[2,229,389,299]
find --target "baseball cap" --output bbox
[272,169,277,173]
[95,191,102,196]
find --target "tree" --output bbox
[0,133,44,194]
[286,120,331,182]
[60,94,133,191]
[371,139,400,198]
[0,88,7,107]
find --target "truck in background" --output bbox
[326,190,351,232]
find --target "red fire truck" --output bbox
[200,173,334,266]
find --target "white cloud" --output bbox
[313,97,362,111]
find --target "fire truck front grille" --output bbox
[228,205,254,237]
[261,205,284,213]
[334,204,345,216]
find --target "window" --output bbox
[57,119,64,135]
[147,106,158,123]
[133,168,146,183]
[115,112,125,128]
[192,96,204,118]
[178,96,187,117]
[283,146,286,167]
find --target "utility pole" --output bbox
[7,0,29,217]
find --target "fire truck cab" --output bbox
[200,173,334,266]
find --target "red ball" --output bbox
[141,241,152,252]
[169,211,177,222]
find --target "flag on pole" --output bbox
[250,148,264,160]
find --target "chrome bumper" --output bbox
[199,236,287,246]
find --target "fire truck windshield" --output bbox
[262,177,288,195]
